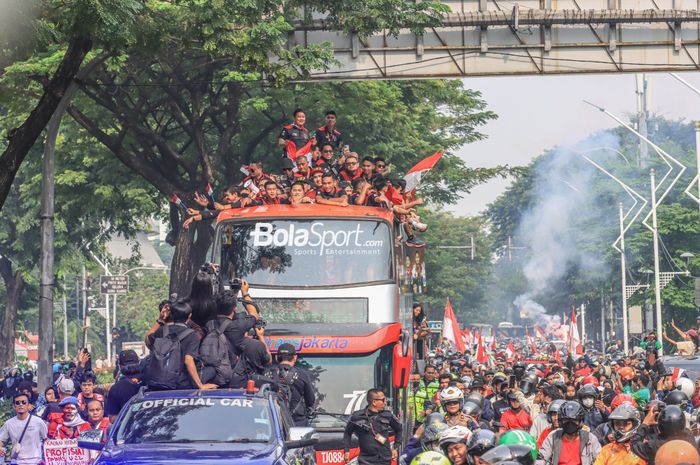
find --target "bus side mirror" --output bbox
[392,337,411,389]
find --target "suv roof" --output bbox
[135,387,277,401]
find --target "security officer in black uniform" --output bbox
[264,343,315,426]
[343,388,403,465]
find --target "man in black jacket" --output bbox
[264,343,315,426]
[343,388,402,465]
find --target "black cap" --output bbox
[507,392,519,401]
[119,349,139,366]
[277,343,297,356]
[281,158,295,170]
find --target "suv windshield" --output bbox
[116,397,274,444]
[217,219,392,287]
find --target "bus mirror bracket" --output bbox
[392,335,411,389]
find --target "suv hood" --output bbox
[97,443,279,465]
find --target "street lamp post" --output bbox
[650,169,664,356]
[619,203,630,354]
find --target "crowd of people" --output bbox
[395,321,700,465]
[179,108,428,247]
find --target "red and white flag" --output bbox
[570,306,583,355]
[462,328,472,347]
[506,341,516,359]
[403,150,444,193]
[555,348,563,366]
[490,334,497,352]
[526,327,537,354]
[476,331,487,363]
[671,367,686,382]
[442,299,465,352]
[534,325,546,340]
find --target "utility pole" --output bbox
[619,203,630,354]
[505,236,527,261]
[62,293,68,358]
[636,74,649,168]
[696,122,700,218]
[650,169,664,356]
[581,303,586,343]
[82,264,88,349]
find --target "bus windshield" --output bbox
[298,347,393,429]
[217,219,392,287]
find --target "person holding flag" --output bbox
[442,299,466,353]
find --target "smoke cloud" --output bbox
[512,131,618,333]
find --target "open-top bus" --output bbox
[212,204,422,465]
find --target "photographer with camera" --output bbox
[229,317,272,388]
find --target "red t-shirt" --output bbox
[558,436,581,465]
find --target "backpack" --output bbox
[200,319,233,385]
[146,325,194,390]
[266,365,302,415]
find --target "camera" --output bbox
[230,278,242,292]
[248,319,267,339]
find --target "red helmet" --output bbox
[611,393,638,410]
[582,376,599,387]
[619,367,635,381]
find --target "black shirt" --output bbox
[104,377,141,417]
[146,323,200,389]
[223,314,257,357]
[344,408,402,461]
[280,124,310,150]
[317,188,345,200]
[315,125,343,151]
[264,364,315,425]
[236,338,270,376]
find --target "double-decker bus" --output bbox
[212,204,421,464]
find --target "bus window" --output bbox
[255,297,368,324]
[217,219,393,287]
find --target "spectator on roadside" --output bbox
[105,350,143,423]
[16,381,38,413]
[48,397,86,439]
[0,393,47,465]
[77,372,104,419]
[78,400,110,440]
[412,303,430,359]
[42,377,75,422]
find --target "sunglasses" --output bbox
[376,164,386,168]
[14,400,28,405]
[322,150,334,153]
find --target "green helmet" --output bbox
[410,451,452,465]
[498,430,537,460]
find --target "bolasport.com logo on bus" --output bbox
[249,222,383,256]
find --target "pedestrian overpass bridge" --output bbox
[289,0,700,80]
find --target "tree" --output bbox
[0,0,144,210]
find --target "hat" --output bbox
[58,396,79,408]
[277,343,297,356]
[17,381,33,393]
[688,329,698,338]
[57,378,75,394]
[507,392,519,401]
[118,349,139,366]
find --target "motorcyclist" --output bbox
[631,404,696,465]
[537,401,602,465]
[438,425,473,465]
[466,429,497,465]
[593,403,645,465]
[578,384,609,430]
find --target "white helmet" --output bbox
[438,425,472,455]
[675,377,695,398]
[439,387,464,406]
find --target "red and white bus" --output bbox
[213,204,420,464]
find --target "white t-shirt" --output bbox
[0,415,48,465]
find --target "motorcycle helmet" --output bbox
[465,392,485,410]
[518,372,538,395]
[498,430,537,460]
[675,377,695,399]
[424,412,449,426]
[558,401,585,434]
[608,403,641,443]
[582,376,599,387]
[610,393,637,410]
[462,401,482,419]
[655,440,700,465]
[439,387,464,409]
[479,444,534,465]
[577,384,599,400]
[618,367,635,381]
[411,451,452,465]
[467,429,497,465]
[546,399,565,424]
[513,363,527,380]
[658,405,686,439]
[439,425,472,456]
[664,390,689,412]
[421,422,449,452]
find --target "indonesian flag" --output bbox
[442,299,465,352]
[526,327,537,354]
[170,194,188,211]
[534,325,546,340]
[491,334,497,352]
[386,184,405,205]
[570,306,583,355]
[403,150,444,193]
[555,348,563,366]
[506,341,516,359]
[205,183,215,202]
[476,331,487,363]
[672,367,686,382]
[286,140,314,161]
[462,328,472,347]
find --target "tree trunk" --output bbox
[0,271,25,368]
[0,35,92,210]
[169,221,214,298]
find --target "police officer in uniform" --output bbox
[344,388,402,465]
[264,343,315,427]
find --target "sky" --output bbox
[450,72,700,217]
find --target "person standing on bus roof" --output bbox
[315,110,343,152]
[344,388,402,465]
